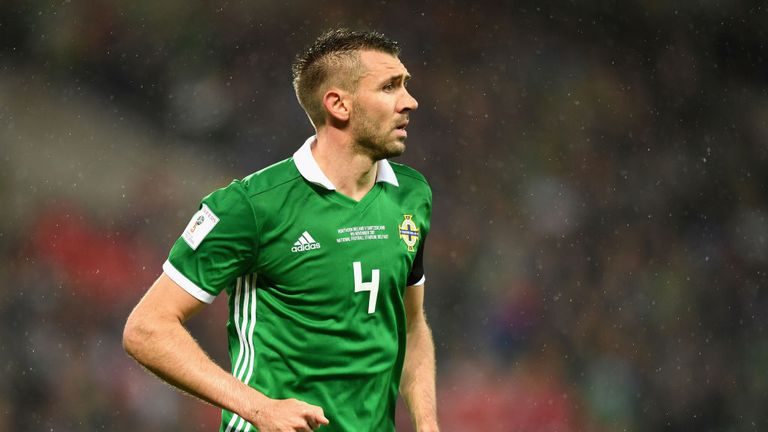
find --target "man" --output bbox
[123,28,438,432]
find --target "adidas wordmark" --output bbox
[291,231,321,252]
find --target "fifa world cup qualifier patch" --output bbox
[398,214,420,252]
[182,204,220,250]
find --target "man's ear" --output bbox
[322,88,351,122]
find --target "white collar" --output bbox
[292,136,399,190]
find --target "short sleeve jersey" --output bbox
[164,137,432,432]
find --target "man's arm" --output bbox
[401,284,439,432]
[123,273,329,432]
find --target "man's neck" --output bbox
[312,128,378,202]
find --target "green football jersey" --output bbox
[163,137,432,432]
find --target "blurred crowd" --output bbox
[2,1,767,431]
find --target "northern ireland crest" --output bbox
[398,215,420,252]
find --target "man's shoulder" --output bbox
[202,158,301,207]
[238,157,302,197]
[389,161,430,189]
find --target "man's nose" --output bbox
[400,89,418,112]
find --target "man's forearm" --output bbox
[123,305,267,420]
[401,315,439,431]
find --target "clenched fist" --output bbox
[247,397,330,432]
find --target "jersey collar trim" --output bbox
[293,136,399,190]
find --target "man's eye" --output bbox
[383,83,395,91]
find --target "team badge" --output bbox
[398,215,420,252]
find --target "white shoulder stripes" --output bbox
[225,273,259,432]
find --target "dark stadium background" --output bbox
[2,1,767,431]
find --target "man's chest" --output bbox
[253,195,424,298]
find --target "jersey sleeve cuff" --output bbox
[408,275,426,287]
[162,260,216,304]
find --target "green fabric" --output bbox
[166,156,431,432]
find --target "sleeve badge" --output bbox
[182,204,220,250]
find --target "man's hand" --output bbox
[247,398,330,432]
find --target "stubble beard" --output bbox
[351,107,405,161]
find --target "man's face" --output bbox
[349,50,418,160]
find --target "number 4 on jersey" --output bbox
[353,261,380,314]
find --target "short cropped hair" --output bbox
[292,28,400,128]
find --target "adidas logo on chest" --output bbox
[291,231,321,252]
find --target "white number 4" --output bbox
[353,261,380,314]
